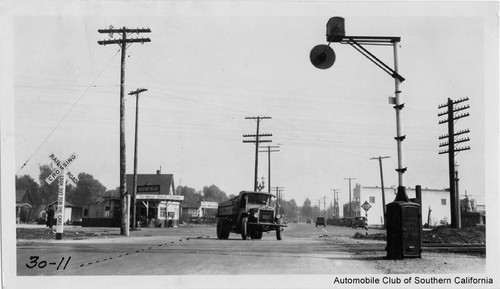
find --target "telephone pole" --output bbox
[344,178,356,218]
[271,186,284,214]
[98,26,151,236]
[323,195,327,217]
[259,145,280,193]
[438,97,470,229]
[243,116,272,191]
[129,88,148,230]
[370,156,390,228]
[331,189,339,218]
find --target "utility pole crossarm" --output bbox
[243,139,272,143]
[129,88,148,95]
[243,134,272,137]
[245,116,272,120]
[98,28,151,34]
[98,38,151,46]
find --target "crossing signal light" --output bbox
[310,44,335,69]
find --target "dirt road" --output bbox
[17,223,485,277]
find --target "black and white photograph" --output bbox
[1,1,499,288]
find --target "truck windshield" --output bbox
[247,194,270,205]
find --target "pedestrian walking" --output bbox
[46,205,55,230]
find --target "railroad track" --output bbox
[421,243,485,254]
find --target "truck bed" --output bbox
[217,199,238,217]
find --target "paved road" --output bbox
[17,223,385,276]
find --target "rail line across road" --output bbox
[17,223,485,276]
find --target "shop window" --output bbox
[160,207,167,218]
[105,206,111,218]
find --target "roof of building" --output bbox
[48,200,76,207]
[126,173,175,195]
[181,203,200,209]
[16,189,33,205]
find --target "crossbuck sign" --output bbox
[45,153,78,240]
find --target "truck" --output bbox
[216,191,286,240]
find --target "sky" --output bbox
[6,1,498,210]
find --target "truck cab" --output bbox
[217,191,286,240]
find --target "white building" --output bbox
[353,184,451,227]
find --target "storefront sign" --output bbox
[137,185,160,193]
[136,194,184,201]
[200,201,218,209]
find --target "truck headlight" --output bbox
[276,214,281,219]
[254,212,259,218]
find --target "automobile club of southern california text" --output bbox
[333,276,493,285]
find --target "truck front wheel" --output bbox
[222,220,230,239]
[217,219,224,239]
[241,217,248,240]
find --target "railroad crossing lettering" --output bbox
[45,153,78,185]
[45,152,79,240]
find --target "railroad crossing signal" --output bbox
[361,201,372,212]
[45,153,79,240]
[45,153,79,185]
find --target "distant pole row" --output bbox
[344,177,356,218]
[259,145,280,193]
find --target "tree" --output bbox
[312,205,321,218]
[69,172,107,206]
[202,185,228,203]
[301,198,313,220]
[16,175,39,201]
[177,186,202,205]
[15,174,40,221]
[38,164,60,206]
[280,199,298,219]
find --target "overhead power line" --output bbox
[17,48,122,173]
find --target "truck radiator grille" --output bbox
[259,210,274,223]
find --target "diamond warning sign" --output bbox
[361,201,372,212]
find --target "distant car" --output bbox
[352,217,367,229]
[315,217,326,227]
[306,219,312,224]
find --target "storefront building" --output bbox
[126,172,184,227]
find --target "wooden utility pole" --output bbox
[331,189,339,218]
[129,88,147,230]
[98,26,151,236]
[323,195,327,217]
[438,97,470,229]
[271,186,284,214]
[344,178,356,218]
[243,116,272,191]
[370,156,390,228]
[259,145,280,193]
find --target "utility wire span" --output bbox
[17,48,122,173]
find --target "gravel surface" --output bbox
[17,223,487,275]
